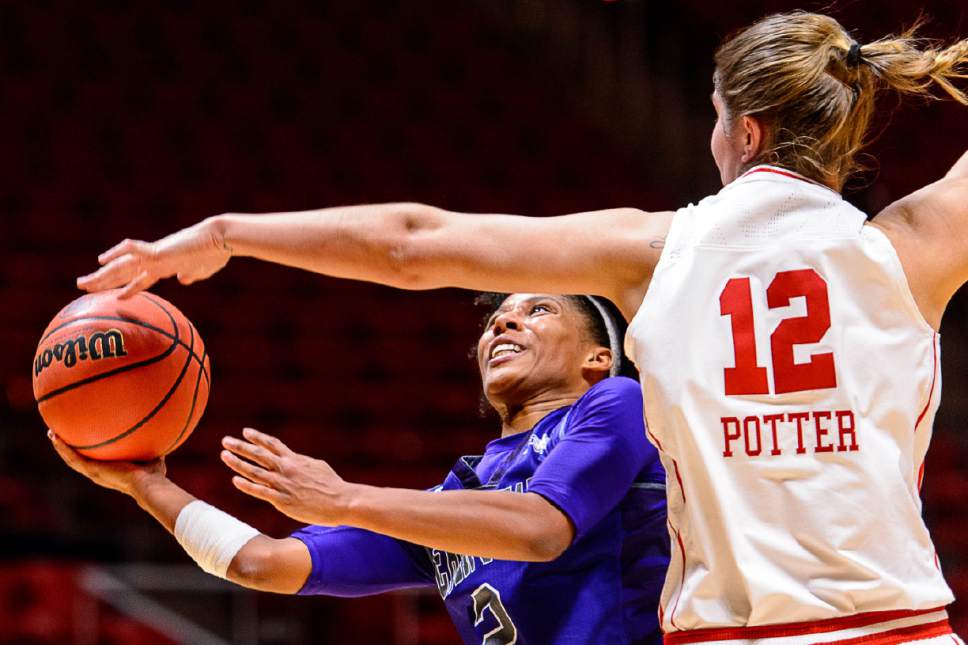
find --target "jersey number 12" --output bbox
[719,268,836,395]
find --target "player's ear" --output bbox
[740,114,766,162]
[583,347,613,378]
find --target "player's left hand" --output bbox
[76,218,231,299]
[220,427,354,526]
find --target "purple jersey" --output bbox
[292,377,668,644]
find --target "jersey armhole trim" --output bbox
[862,223,937,336]
[634,204,690,319]
[654,205,690,273]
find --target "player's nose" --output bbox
[491,310,522,332]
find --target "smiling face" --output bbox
[476,294,612,411]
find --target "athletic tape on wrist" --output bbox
[173,500,260,579]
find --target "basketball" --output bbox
[32,290,211,461]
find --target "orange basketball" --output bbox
[32,290,211,461]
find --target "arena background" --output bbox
[1,1,966,643]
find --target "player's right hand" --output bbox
[48,429,167,496]
[76,217,232,299]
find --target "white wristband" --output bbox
[173,500,260,579]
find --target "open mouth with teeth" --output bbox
[489,342,525,363]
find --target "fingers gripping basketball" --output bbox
[33,290,211,461]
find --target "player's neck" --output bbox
[498,391,584,437]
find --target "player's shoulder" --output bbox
[559,377,646,441]
[575,376,642,409]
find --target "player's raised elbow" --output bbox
[227,537,277,591]
[523,532,571,562]
[383,202,456,290]
[519,496,575,562]
[227,536,309,594]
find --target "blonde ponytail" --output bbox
[861,24,968,105]
[714,12,968,190]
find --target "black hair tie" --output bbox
[846,42,862,68]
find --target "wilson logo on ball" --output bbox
[34,290,210,461]
[34,329,128,376]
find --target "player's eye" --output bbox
[530,304,552,315]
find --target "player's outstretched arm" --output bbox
[222,428,575,562]
[78,204,673,318]
[944,148,968,180]
[871,149,968,329]
[47,430,310,594]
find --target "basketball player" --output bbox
[77,11,968,643]
[50,293,669,644]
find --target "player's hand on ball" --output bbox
[221,428,352,526]
[48,430,167,495]
[76,217,231,298]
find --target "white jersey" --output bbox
[626,166,954,641]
